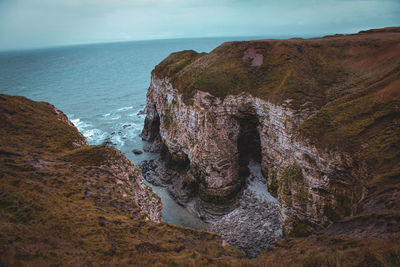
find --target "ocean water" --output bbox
[0,36,279,229]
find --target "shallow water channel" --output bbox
[127,152,207,230]
[142,179,207,230]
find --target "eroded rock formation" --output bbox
[1,27,399,266]
[142,27,400,239]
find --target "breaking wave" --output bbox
[117,106,133,112]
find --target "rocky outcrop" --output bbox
[98,148,162,222]
[142,74,361,235]
[142,27,400,238]
[62,144,163,222]
[0,94,162,223]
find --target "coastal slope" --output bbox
[0,27,399,266]
[0,94,242,266]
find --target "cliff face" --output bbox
[0,94,243,265]
[1,28,399,266]
[142,27,400,236]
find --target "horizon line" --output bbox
[0,31,342,54]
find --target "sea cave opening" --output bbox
[237,114,262,180]
[144,113,160,143]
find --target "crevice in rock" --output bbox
[141,111,162,152]
[237,114,262,180]
[142,113,160,142]
[160,143,190,171]
[206,114,283,258]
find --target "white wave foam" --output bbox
[117,106,133,112]
[118,121,143,138]
[103,113,111,117]
[127,112,144,117]
[70,118,90,130]
[110,134,124,149]
[83,128,108,145]
[70,118,80,125]
[104,120,145,149]
[70,117,108,145]
[110,115,121,120]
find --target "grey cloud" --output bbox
[0,0,399,51]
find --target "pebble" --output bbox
[209,185,282,258]
[140,158,283,258]
[133,149,143,155]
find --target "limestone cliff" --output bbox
[142,27,400,237]
[1,28,399,266]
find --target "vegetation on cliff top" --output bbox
[154,28,400,235]
[153,27,399,152]
[154,27,400,163]
[150,28,400,265]
[1,25,400,264]
[154,28,399,109]
[1,93,399,267]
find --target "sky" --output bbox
[0,0,399,51]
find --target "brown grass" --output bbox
[1,27,400,265]
[0,94,244,266]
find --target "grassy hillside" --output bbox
[1,27,399,265]
[0,94,243,266]
[1,90,398,267]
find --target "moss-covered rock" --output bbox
[278,165,310,207]
[267,168,279,198]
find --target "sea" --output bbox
[0,36,289,229]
